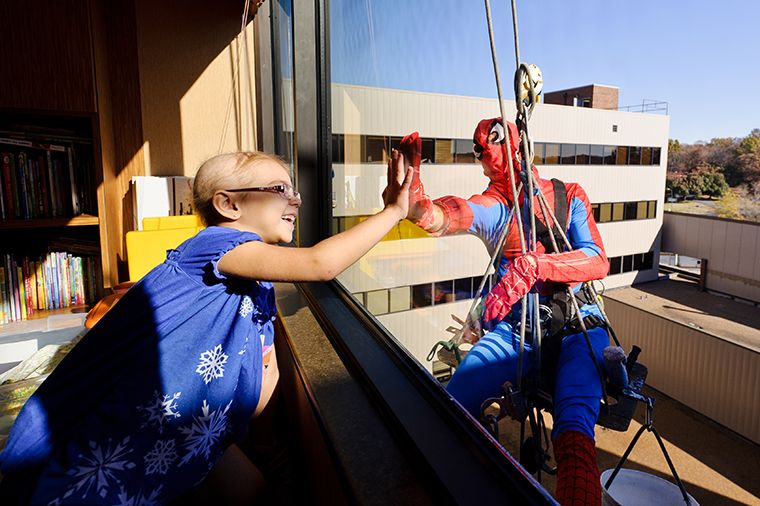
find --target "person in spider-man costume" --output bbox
[400,118,609,505]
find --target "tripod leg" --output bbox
[604,423,647,489]
[650,426,692,505]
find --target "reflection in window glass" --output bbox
[366,289,389,315]
[603,145,616,165]
[344,134,362,164]
[560,143,576,165]
[389,286,411,313]
[648,200,657,218]
[628,146,642,165]
[411,283,433,308]
[575,144,590,165]
[612,202,624,221]
[435,139,454,164]
[641,147,652,165]
[633,253,644,271]
[616,146,628,165]
[652,147,661,165]
[637,201,648,219]
[454,277,473,300]
[453,139,476,164]
[332,134,344,163]
[421,138,436,163]
[434,280,455,304]
[590,145,604,164]
[623,255,634,272]
[533,142,545,164]
[365,136,389,163]
[544,143,560,164]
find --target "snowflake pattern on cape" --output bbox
[195,344,228,384]
[113,485,163,506]
[238,296,254,318]
[137,391,181,433]
[178,399,232,466]
[58,436,136,502]
[144,439,178,475]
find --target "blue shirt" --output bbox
[0,226,276,505]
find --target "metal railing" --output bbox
[613,99,668,115]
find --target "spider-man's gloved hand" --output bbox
[483,253,541,330]
[399,132,436,229]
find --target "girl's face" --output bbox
[229,160,301,243]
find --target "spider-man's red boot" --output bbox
[553,430,601,506]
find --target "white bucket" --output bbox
[601,469,699,506]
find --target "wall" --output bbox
[134,0,258,177]
[663,212,760,303]
[604,296,760,444]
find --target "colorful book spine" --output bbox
[0,265,7,324]
[35,260,45,310]
[2,153,14,219]
[17,265,27,319]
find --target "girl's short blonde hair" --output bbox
[193,151,288,226]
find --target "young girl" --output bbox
[0,150,412,505]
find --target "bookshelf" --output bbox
[0,111,104,326]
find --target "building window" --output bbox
[603,145,617,165]
[332,134,344,163]
[589,145,604,165]
[389,286,411,313]
[641,147,652,165]
[624,202,638,221]
[652,147,661,165]
[612,124,618,132]
[454,277,473,300]
[365,136,389,163]
[421,138,436,164]
[647,200,657,219]
[599,203,612,223]
[612,202,624,221]
[591,204,600,222]
[623,254,634,272]
[616,146,629,165]
[609,256,622,275]
[628,146,642,165]
[544,143,560,164]
[560,143,576,165]
[534,142,546,164]
[637,201,648,220]
[435,139,454,164]
[642,251,655,270]
[344,134,362,164]
[434,280,455,305]
[575,144,590,165]
[366,289,390,315]
[453,139,476,164]
[411,283,433,308]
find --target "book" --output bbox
[2,153,14,218]
[0,266,7,324]
[17,264,27,319]
[67,145,79,215]
[131,176,172,230]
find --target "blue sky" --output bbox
[330,0,760,143]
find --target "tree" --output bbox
[694,164,729,198]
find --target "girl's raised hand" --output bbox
[382,149,413,219]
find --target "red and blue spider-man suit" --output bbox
[401,118,609,505]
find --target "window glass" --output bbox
[591,204,600,222]
[454,277,473,300]
[453,139,476,163]
[624,201,638,220]
[599,203,612,223]
[575,144,590,165]
[641,147,652,165]
[642,251,655,270]
[411,283,433,308]
[365,135,389,163]
[603,145,616,165]
[421,138,436,163]
[435,139,454,164]
[651,147,661,165]
[389,286,411,313]
[616,146,629,165]
[609,256,622,275]
[633,253,644,271]
[344,134,362,164]
[637,201,648,219]
[623,254,634,272]
[366,289,389,314]
[434,280,455,304]
[628,146,642,165]
[533,142,546,164]
[648,200,657,219]
[612,202,624,221]
[560,143,576,165]
[544,143,560,164]
[332,134,343,163]
[589,144,604,165]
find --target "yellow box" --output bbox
[126,216,204,281]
